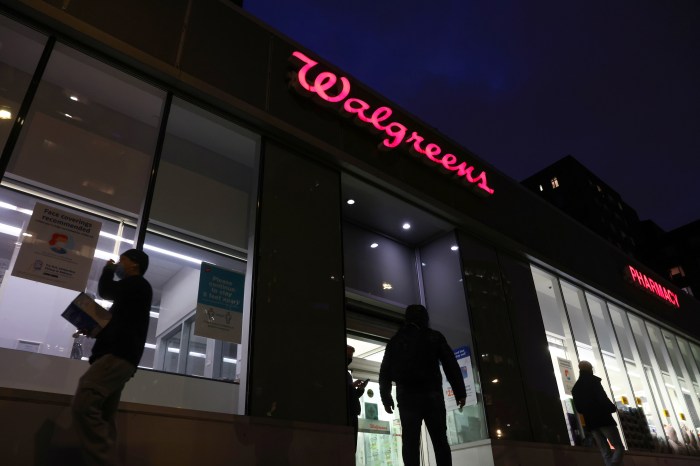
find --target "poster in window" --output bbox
[11,202,101,292]
[442,345,477,410]
[194,262,245,343]
[558,357,576,395]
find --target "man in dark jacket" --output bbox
[72,249,152,466]
[571,360,625,466]
[379,304,466,466]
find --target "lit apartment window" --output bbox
[669,266,685,278]
[551,177,559,188]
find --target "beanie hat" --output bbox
[405,304,429,328]
[121,249,149,275]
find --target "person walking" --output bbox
[379,304,466,466]
[571,360,625,466]
[71,249,152,466]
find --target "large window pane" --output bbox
[146,97,258,383]
[7,43,164,214]
[608,304,666,452]
[0,17,47,149]
[147,232,246,382]
[0,187,137,357]
[661,331,700,453]
[149,97,258,253]
[531,267,582,445]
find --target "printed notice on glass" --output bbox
[558,358,576,395]
[442,345,477,411]
[194,262,245,343]
[11,203,101,292]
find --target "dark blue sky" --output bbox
[246,0,700,231]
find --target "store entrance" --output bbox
[347,334,404,465]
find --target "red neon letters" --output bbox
[291,51,495,195]
[627,265,680,308]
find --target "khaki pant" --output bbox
[72,354,136,466]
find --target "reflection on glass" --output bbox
[0,17,47,149]
[8,43,164,214]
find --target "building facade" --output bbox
[1,2,700,465]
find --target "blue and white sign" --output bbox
[194,262,245,343]
[443,345,477,410]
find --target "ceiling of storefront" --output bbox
[341,174,452,247]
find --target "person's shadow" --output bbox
[34,408,82,466]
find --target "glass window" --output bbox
[608,304,667,452]
[661,332,700,453]
[145,97,258,383]
[149,97,258,253]
[343,221,420,309]
[7,42,165,214]
[0,17,47,149]
[0,187,137,357]
[628,315,687,454]
[146,232,246,382]
[531,267,582,445]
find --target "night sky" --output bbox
[245,0,700,231]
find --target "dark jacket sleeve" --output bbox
[437,333,467,400]
[98,265,118,300]
[379,339,395,407]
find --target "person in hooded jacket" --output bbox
[571,360,625,466]
[379,304,466,466]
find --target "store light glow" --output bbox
[346,199,355,205]
[144,243,202,265]
[0,109,12,120]
[492,378,499,383]
[402,223,411,230]
[451,245,459,251]
[69,96,79,101]
[290,51,494,196]
[64,113,73,119]
[223,358,238,364]
[382,282,393,290]
[145,343,156,349]
[370,242,379,248]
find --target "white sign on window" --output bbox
[558,357,576,395]
[11,202,101,292]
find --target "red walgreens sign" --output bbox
[290,51,494,196]
[626,265,680,308]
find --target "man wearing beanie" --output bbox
[379,304,466,466]
[72,249,152,466]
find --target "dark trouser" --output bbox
[590,425,625,466]
[72,354,136,466]
[398,391,452,466]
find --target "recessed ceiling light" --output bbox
[0,109,11,120]
[69,95,79,102]
[451,245,459,251]
[382,283,393,290]
[402,223,411,230]
[346,199,355,205]
[370,243,379,248]
[64,113,73,119]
